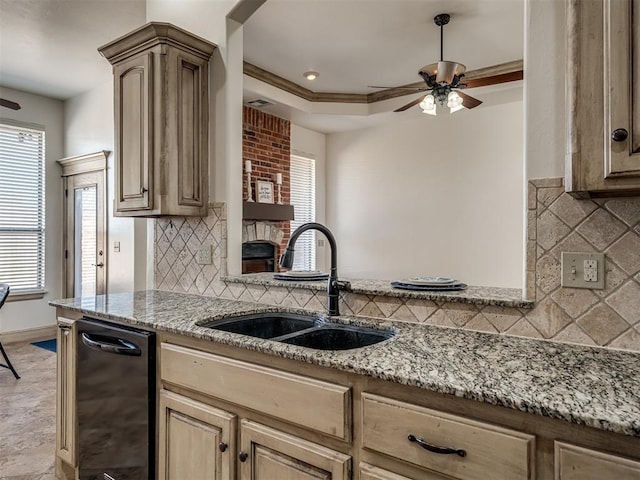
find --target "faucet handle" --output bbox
[332,280,351,291]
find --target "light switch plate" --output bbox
[561,252,605,289]
[197,245,212,265]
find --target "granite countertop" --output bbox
[224,273,534,309]
[51,290,640,438]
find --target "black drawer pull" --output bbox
[408,433,466,457]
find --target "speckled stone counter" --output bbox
[223,273,534,309]
[50,290,639,438]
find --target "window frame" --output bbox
[0,119,47,299]
[289,154,316,271]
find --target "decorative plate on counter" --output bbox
[390,281,467,291]
[403,276,457,286]
[274,271,329,281]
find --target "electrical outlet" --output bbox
[197,245,212,265]
[561,252,605,289]
[584,259,598,282]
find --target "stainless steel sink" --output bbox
[200,312,394,350]
[199,312,319,339]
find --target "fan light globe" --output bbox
[420,94,437,115]
[447,91,464,113]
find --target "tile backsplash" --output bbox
[154,179,640,352]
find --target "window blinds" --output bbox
[290,155,316,271]
[0,122,46,293]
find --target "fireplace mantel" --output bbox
[243,202,294,221]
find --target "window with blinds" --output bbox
[0,122,46,293]
[290,155,316,271]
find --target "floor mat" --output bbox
[31,338,56,353]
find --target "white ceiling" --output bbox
[0,0,524,132]
[0,0,146,100]
[244,0,524,94]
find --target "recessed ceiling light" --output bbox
[303,71,319,81]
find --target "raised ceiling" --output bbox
[242,0,524,132]
[243,0,524,95]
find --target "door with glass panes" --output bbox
[59,153,107,297]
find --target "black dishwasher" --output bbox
[76,317,155,480]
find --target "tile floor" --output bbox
[0,341,57,479]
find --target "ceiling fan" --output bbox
[371,13,523,115]
[0,98,21,111]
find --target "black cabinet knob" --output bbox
[218,442,227,453]
[612,128,629,142]
[239,451,248,462]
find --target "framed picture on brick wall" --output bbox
[256,180,274,203]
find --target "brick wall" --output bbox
[243,106,291,263]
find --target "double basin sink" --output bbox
[199,312,394,351]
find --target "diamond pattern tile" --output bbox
[607,232,640,275]
[154,188,640,353]
[604,197,640,227]
[548,193,597,228]
[576,304,630,345]
[576,209,627,250]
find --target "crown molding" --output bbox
[243,59,523,105]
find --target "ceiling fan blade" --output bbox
[0,98,21,110]
[456,91,482,109]
[463,70,523,89]
[394,95,425,112]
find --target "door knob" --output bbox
[611,128,629,142]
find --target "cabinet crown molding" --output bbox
[98,22,217,65]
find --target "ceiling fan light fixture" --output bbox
[419,94,437,115]
[447,91,464,114]
[435,61,466,84]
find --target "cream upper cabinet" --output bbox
[238,420,351,480]
[158,390,236,480]
[566,0,640,196]
[98,23,216,216]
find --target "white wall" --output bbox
[525,0,565,180]
[326,89,524,288]
[0,87,64,334]
[64,81,148,293]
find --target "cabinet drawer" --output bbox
[160,343,351,440]
[361,393,534,480]
[360,462,447,480]
[555,442,640,480]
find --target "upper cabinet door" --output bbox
[566,0,640,196]
[605,0,640,178]
[114,53,153,212]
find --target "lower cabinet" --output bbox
[360,462,446,480]
[55,317,77,479]
[555,442,640,480]
[361,393,535,480]
[158,390,236,480]
[239,420,351,480]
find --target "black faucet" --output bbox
[279,222,350,316]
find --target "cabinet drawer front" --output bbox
[555,442,640,480]
[161,343,350,439]
[360,462,447,480]
[361,394,534,480]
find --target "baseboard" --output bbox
[0,325,57,344]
